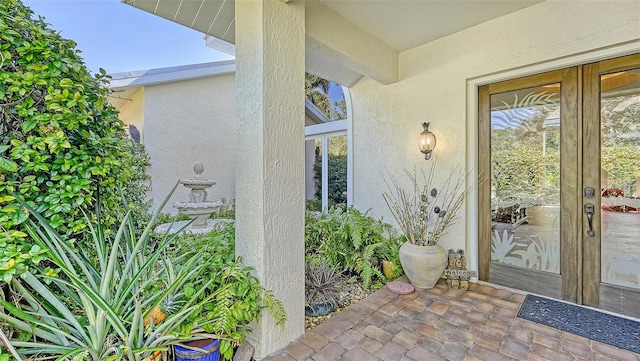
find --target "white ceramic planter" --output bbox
[398,242,447,289]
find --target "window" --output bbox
[305,84,352,210]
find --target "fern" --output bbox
[262,290,287,326]
[354,243,386,289]
[306,207,397,289]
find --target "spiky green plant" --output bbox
[0,185,216,360]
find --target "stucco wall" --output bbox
[350,1,640,254]
[118,88,145,139]
[143,74,237,213]
[116,73,323,213]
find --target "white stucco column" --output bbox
[234,0,306,359]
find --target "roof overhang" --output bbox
[122,0,543,86]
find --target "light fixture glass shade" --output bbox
[418,122,436,160]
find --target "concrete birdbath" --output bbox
[154,162,231,235]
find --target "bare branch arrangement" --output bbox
[383,163,469,246]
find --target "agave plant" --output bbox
[0,185,215,360]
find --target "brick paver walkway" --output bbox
[263,280,640,361]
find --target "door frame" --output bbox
[477,53,639,315]
[464,42,639,279]
[582,54,640,315]
[478,68,579,302]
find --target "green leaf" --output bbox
[0,157,18,172]
[21,119,37,133]
[59,78,73,88]
[12,208,29,225]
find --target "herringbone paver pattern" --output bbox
[263,280,640,361]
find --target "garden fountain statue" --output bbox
[154,162,230,235]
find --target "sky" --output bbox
[23,0,234,75]
[22,0,345,103]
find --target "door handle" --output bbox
[584,203,595,237]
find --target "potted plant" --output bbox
[305,262,345,317]
[382,163,470,289]
[167,224,287,361]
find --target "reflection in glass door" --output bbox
[600,69,640,289]
[480,54,640,318]
[490,86,561,274]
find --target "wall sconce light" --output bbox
[418,122,436,160]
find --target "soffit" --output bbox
[321,0,544,52]
[108,87,140,109]
[122,0,236,44]
[123,0,542,51]
[122,0,543,85]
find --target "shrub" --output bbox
[305,262,344,315]
[0,0,150,281]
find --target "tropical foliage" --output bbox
[305,262,344,312]
[490,90,640,205]
[0,0,151,281]
[601,94,640,196]
[305,74,331,118]
[1,192,286,360]
[313,136,348,207]
[305,73,347,121]
[305,207,400,289]
[0,190,208,360]
[167,223,286,360]
[490,91,559,206]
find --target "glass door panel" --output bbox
[305,133,348,211]
[479,68,577,300]
[481,54,639,317]
[490,85,561,274]
[583,55,640,318]
[600,69,640,290]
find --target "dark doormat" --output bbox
[517,294,640,354]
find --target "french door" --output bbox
[479,54,640,318]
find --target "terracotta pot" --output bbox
[398,242,447,289]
